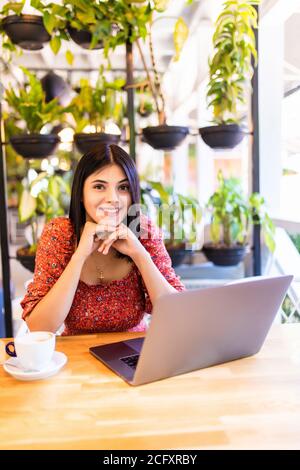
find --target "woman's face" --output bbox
[82,163,132,226]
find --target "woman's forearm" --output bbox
[133,248,177,306]
[26,253,85,333]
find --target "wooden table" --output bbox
[1,325,300,450]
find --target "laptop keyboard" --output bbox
[120,354,140,369]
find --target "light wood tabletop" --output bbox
[1,324,300,450]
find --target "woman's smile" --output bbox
[98,207,120,215]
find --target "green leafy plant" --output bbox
[18,171,71,253]
[63,0,168,52]
[68,73,126,133]
[206,171,275,252]
[141,180,202,248]
[207,0,260,125]
[4,67,65,134]
[31,0,189,107]
[31,0,164,63]
[88,0,154,52]
[30,0,72,61]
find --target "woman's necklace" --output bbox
[93,256,105,283]
[95,264,105,282]
[92,252,114,283]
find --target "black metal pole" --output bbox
[251,5,261,276]
[126,40,136,161]
[0,89,13,337]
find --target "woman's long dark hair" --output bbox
[69,143,141,261]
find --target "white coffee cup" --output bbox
[5,331,56,370]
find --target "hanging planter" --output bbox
[202,1,259,147]
[199,124,245,150]
[10,134,60,159]
[202,243,248,267]
[41,72,71,104]
[166,245,190,268]
[74,133,121,154]
[142,125,189,151]
[5,68,64,159]
[69,74,125,154]
[16,247,36,273]
[136,15,190,152]
[67,25,103,49]
[2,15,50,50]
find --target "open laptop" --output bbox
[89,275,292,386]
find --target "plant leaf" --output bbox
[43,11,56,34]
[66,50,74,65]
[50,35,61,55]
[18,189,37,223]
[173,17,189,62]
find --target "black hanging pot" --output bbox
[67,25,103,49]
[167,248,189,268]
[202,243,248,266]
[74,133,121,154]
[41,72,71,104]
[165,243,191,268]
[10,134,60,159]
[2,15,50,50]
[16,247,36,273]
[142,125,189,151]
[199,124,245,149]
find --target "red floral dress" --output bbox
[21,214,185,335]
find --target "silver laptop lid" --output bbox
[132,275,292,386]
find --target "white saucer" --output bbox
[3,351,67,381]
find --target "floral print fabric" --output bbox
[21,214,185,335]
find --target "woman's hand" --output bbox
[74,220,118,260]
[97,222,145,260]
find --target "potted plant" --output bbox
[16,171,71,272]
[31,0,154,63]
[30,0,108,64]
[4,113,27,179]
[4,67,65,159]
[139,15,190,150]
[141,180,202,267]
[30,1,191,147]
[0,1,50,53]
[68,73,126,154]
[45,0,191,150]
[199,0,260,149]
[202,171,275,266]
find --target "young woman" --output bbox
[21,143,185,335]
